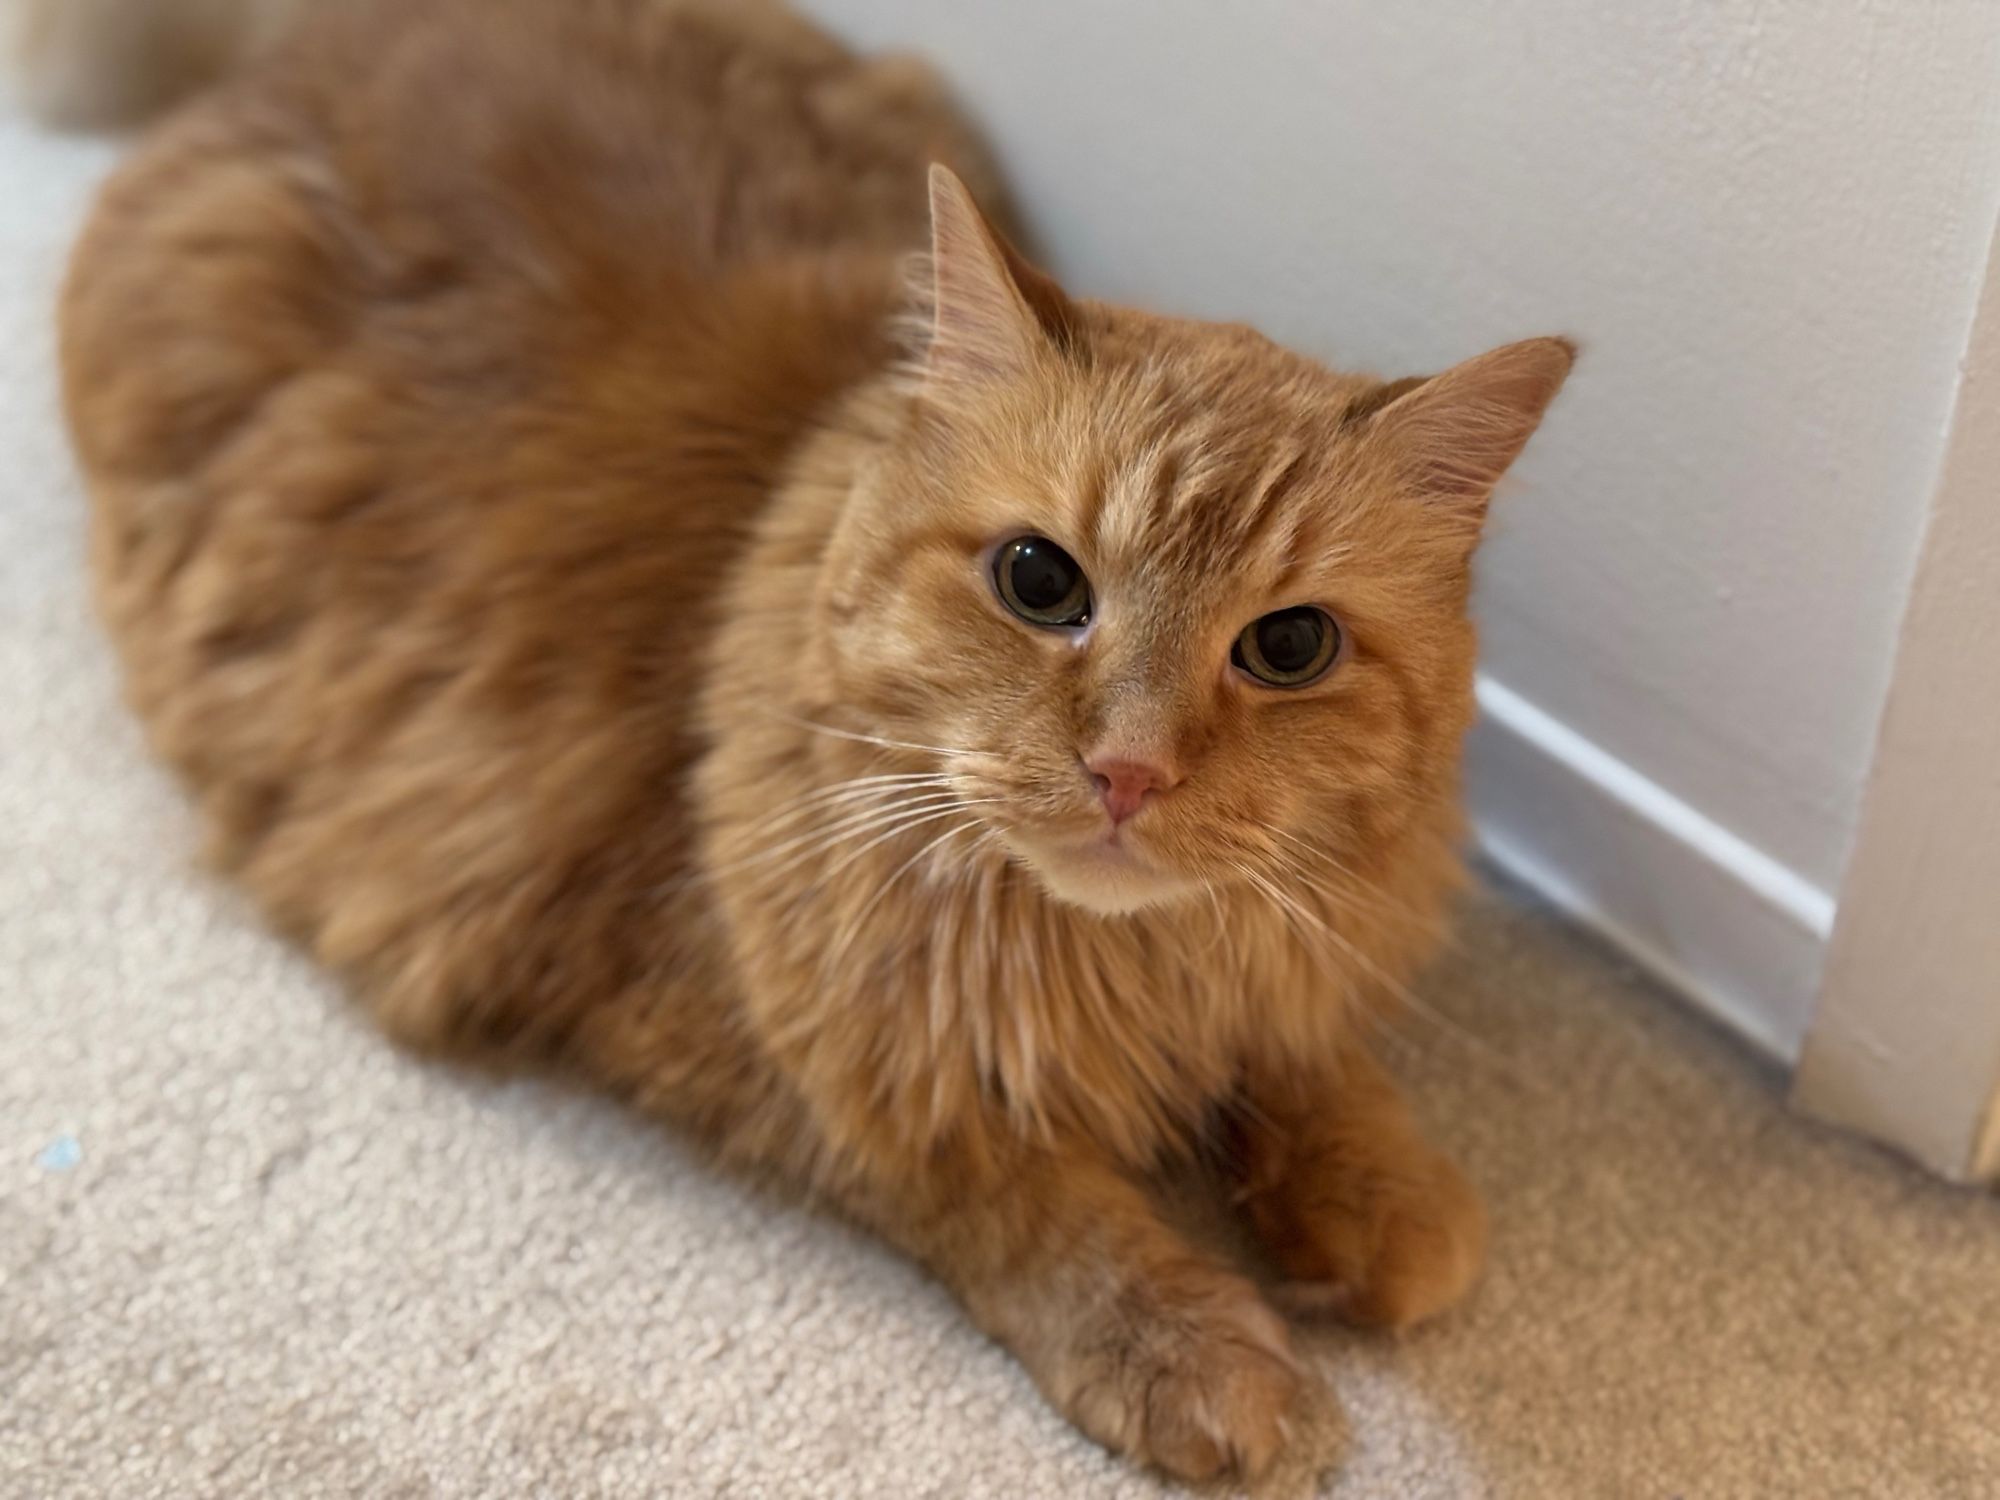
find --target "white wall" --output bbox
[798,0,2000,1055]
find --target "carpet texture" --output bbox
[6,115,1999,1499]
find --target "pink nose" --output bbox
[1086,755,1176,825]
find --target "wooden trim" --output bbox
[1792,215,2000,1184]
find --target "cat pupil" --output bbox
[1259,609,1322,670]
[1012,542,1073,608]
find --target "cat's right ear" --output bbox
[921,164,1077,389]
[1362,336,1576,525]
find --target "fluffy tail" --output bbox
[8,0,310,127]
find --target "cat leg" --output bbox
[847,1143,1301,1482]
[1232,1039,1485,1330]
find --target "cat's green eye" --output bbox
[1233,606,1340,687]
[994,535,1091,628]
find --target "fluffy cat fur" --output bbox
[51,0,1573,1481]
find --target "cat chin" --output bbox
[1011,840,1205,917]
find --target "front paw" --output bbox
[1046,1271,1301,1482]
[1250,1145,1486,1331]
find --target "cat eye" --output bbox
[1233,606,1340,687]
[993,535,1091,628]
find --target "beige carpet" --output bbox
[6,113,2000,1499]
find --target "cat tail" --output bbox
[7,0,311,128]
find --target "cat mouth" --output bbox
[1006,823,1200,915]
[1022,814,1150,864]
[1074,828,1145,864]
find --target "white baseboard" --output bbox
[1466,675,1837,1063]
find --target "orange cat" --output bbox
[50,0,1571,1479]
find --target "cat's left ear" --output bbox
[1364,336,1576,522]
[921,164,1079,389]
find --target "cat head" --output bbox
[814,167,1572,916]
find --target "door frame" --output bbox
[1792,213,2000,1183]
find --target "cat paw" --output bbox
[1255,1147,1486,1331]
[1047,1274,1301,1482]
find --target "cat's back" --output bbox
[63,0,1000,482]
[60,0,994,1049]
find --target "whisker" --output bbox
[819,817,987,986]
[1231,860,1424,1054]
[1258,826,1418,930]
[727,792,981,892]
[1260,853,1415,955]
[728,776,960,848]
[818,800,1007,885]
[1197,880,1236,963]
[758,708,987,762]
[673,786,971,896]
[1233,859,1546,1097]
[725,772,958,847]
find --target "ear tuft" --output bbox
[1369,336,1576,514]
[922,164,1075,386]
